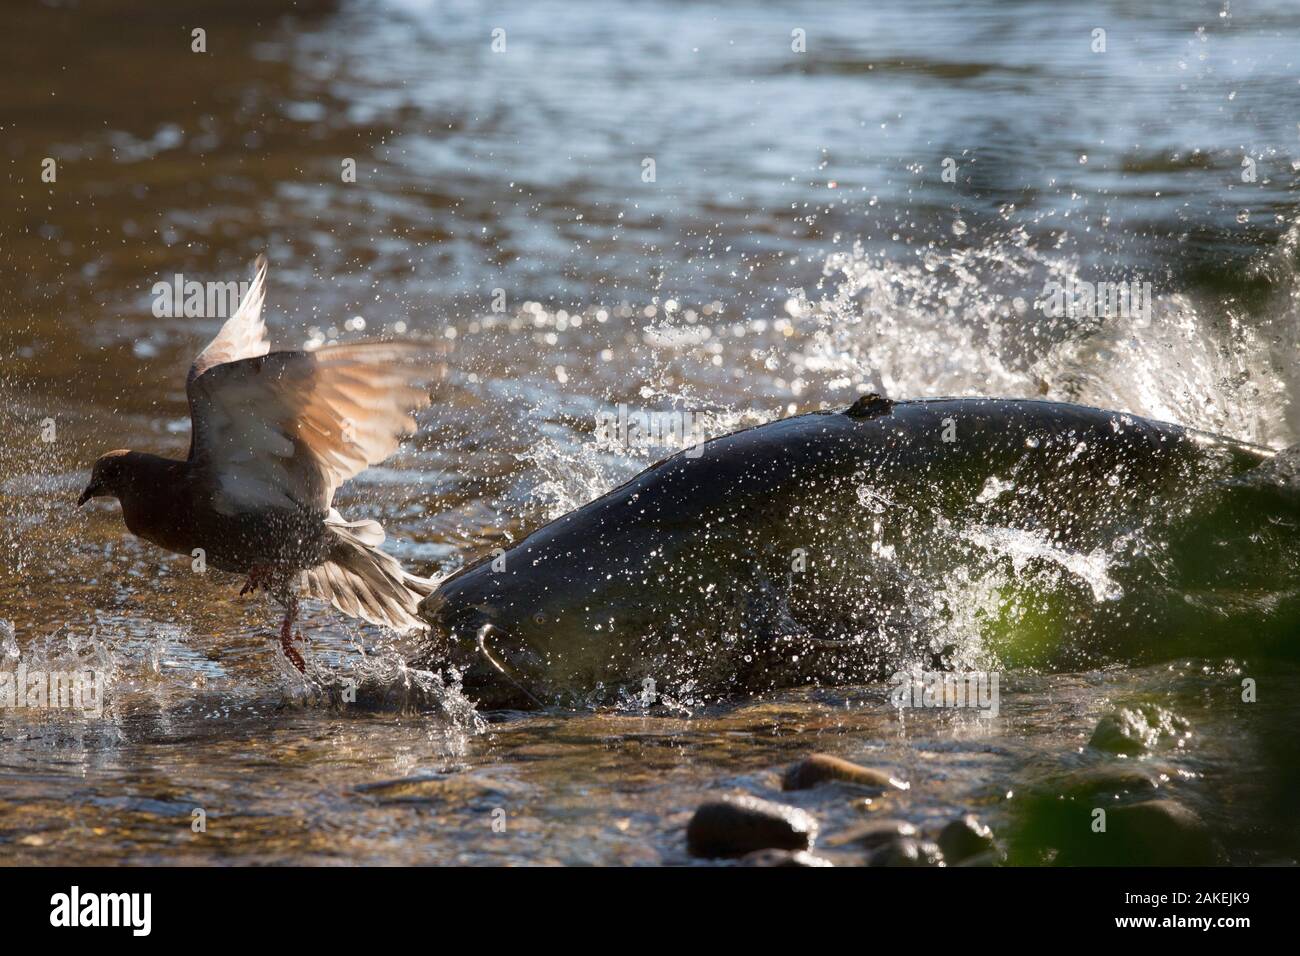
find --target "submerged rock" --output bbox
[1103,799,1216,865]
[826,818,918,849]
[686,795,818,858]
[1089,703,1191,756]
[782,753,904,791]
[869,838,945,867]
[739,848,833,867]
[938,814,996,863]
[352,772,528,805]
[1053,765,1163,800]
[1008,787,1218,866]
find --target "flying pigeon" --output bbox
[79,256,439,670]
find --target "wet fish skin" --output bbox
[418,397,1285,708]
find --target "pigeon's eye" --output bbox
[532,612,546,626]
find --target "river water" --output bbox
[2,0,1299,864]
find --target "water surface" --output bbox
[3,0,1300,865]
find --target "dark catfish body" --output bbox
[419,396,1294,708]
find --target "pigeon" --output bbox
[78,256,440,670]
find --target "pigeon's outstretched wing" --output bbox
[183,259,439,516]
[188,254,270,388]
[187,341,438,516]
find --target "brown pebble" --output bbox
[739,849,833,867]
[782,753,903,791]
[686,795,818,858]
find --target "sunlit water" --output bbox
[2,0,1300,864]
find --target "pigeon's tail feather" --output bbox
[303,519,438,633]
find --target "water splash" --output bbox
[960,525,1124,603]
[783,225,1298,447]
[288,635,486,732]
[0,619,119,722]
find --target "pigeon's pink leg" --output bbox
[278,595,306,672]
[240,564,272,596]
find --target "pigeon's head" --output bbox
[78,449,135,505]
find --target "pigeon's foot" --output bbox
[241,564,273,596]
[279,628,306,672]
[278,596,306,672]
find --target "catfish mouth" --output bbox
[472,623,546,707]
[419,591,546,708]
[421,590,491,650]
[419,591,493,663]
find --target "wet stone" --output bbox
[739,848,833,867]
[1103,799,1216,866]
[782,753,902,791]
[938,814,995,863]
[686,795,818,858]
[1010,789,1218,866]
[869,838,945,867]
[1089,703,1191,756]
[1055,765,1162,800]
